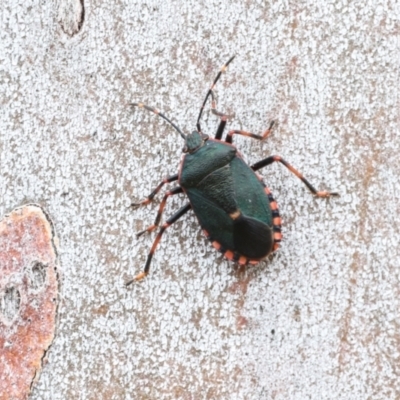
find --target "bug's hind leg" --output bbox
[136,186,183,237]
[127,203,192,284]
[252,155,339,198]
[225,121,275,144]
[131,174,179,207]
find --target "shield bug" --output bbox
[127,56,338,284]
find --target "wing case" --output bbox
[179,140,274,259]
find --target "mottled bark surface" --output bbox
[1,1,400,399]
[0,205,59,399]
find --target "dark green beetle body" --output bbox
[179,135,278,264]
[127,57,338,283]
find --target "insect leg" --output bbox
[214,117,227,140]
[225,121,275,143]
[210,90,234,140]
[251,156,339,197]
[131,174,179,207]
[136,186,183,237]
[127,203,192,284]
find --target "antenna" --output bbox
[196,55,235,132]
[131,103,186,140]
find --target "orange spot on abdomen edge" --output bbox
[224,250,234,260]
[212,241,221,251]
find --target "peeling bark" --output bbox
[0,205,59,400]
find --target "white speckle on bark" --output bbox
[2,0,400,398]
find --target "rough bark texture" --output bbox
[0,205,59,399]
[1,1,400,399]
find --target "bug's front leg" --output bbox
[131,173,179,207]
[136,186,183,237]
[252,155,339,198]
[210,90,234,140]
[126,203,192,284]
[225,121,275,144]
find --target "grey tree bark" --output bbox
[1,1,400,399]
